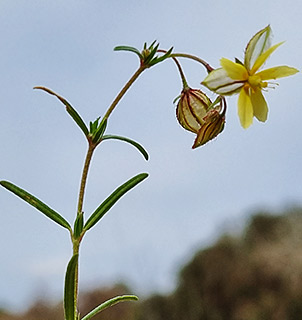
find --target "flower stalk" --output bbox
[102,65,148,121]
[172,53,214,73]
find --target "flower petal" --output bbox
[257,65,299,80]
[245,25,272,71]
[238,88,253,128]
[250,42,284,74]
[220,58,249,80]
[202,68,244,95]
[250,89,268,122]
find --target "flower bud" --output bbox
[192,107,225,148]
[176,87,211,133]
[176,87,226,148]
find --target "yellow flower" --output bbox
[202,25,299,128]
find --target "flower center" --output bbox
[247,75,268,91]
[248,75,261,88]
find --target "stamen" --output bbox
[262,81,279,91]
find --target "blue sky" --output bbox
[0,0,301,311]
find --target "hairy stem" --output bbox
[69,64,149,319]
[77,143,95,216]
[158,50,188,88]
[102,64,148,121]
[171,53,214,73]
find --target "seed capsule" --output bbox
[176,87,226,148]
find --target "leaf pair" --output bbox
[0,173,148,233]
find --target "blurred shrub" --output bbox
[137,207,302,320]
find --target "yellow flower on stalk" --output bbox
[202,25,299,128]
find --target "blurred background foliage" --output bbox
[2,207,302,320]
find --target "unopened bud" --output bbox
[176,87,211,133]
[192,108,225,148]
[176,87,226,148]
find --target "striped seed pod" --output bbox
[176,87,226,148]
[176,87,211,133]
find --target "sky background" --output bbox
[0,0,301,312]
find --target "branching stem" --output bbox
[102,64,148,121]
[77,142,95,216]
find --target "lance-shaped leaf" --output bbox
[81,295,138,320]
[91,119,107,144]
[34,86,89,137]
[64,254,79,320]
[143,42,160,64]
[84,173,148,231]
[114,46,143,59]
[73,212,84,239]
[102,135,149,160]
[149,46,173,66]
[0,181,71,230]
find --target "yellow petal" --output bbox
[250,42,284,74]
[245,25,272,71]
[220,58,249,80]
[250,89,268,122]
[238,88,253,129]
[257,66,299,80]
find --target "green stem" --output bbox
[69,65,148,320]
[157,49,189,88]
[102,65,148,121]
[68,63,148,320]
[77,143,95,215]
[73,241,80,319]
[171,53,214,73]
[71,143,96,318]
[171,56,188,88]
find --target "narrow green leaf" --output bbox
[149,46,173,66]
[89,118,99,133]
[81,295,138,320]
[148,40,157,50]
[114,46,142,59]
[0,181,71,230]
[73,212,84,239]
[64,254,79,320]
[144,43,159,64]
[102,135,149,160]
[92,119,107,144]
[84,173,148,231]
[34,86,89,137]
